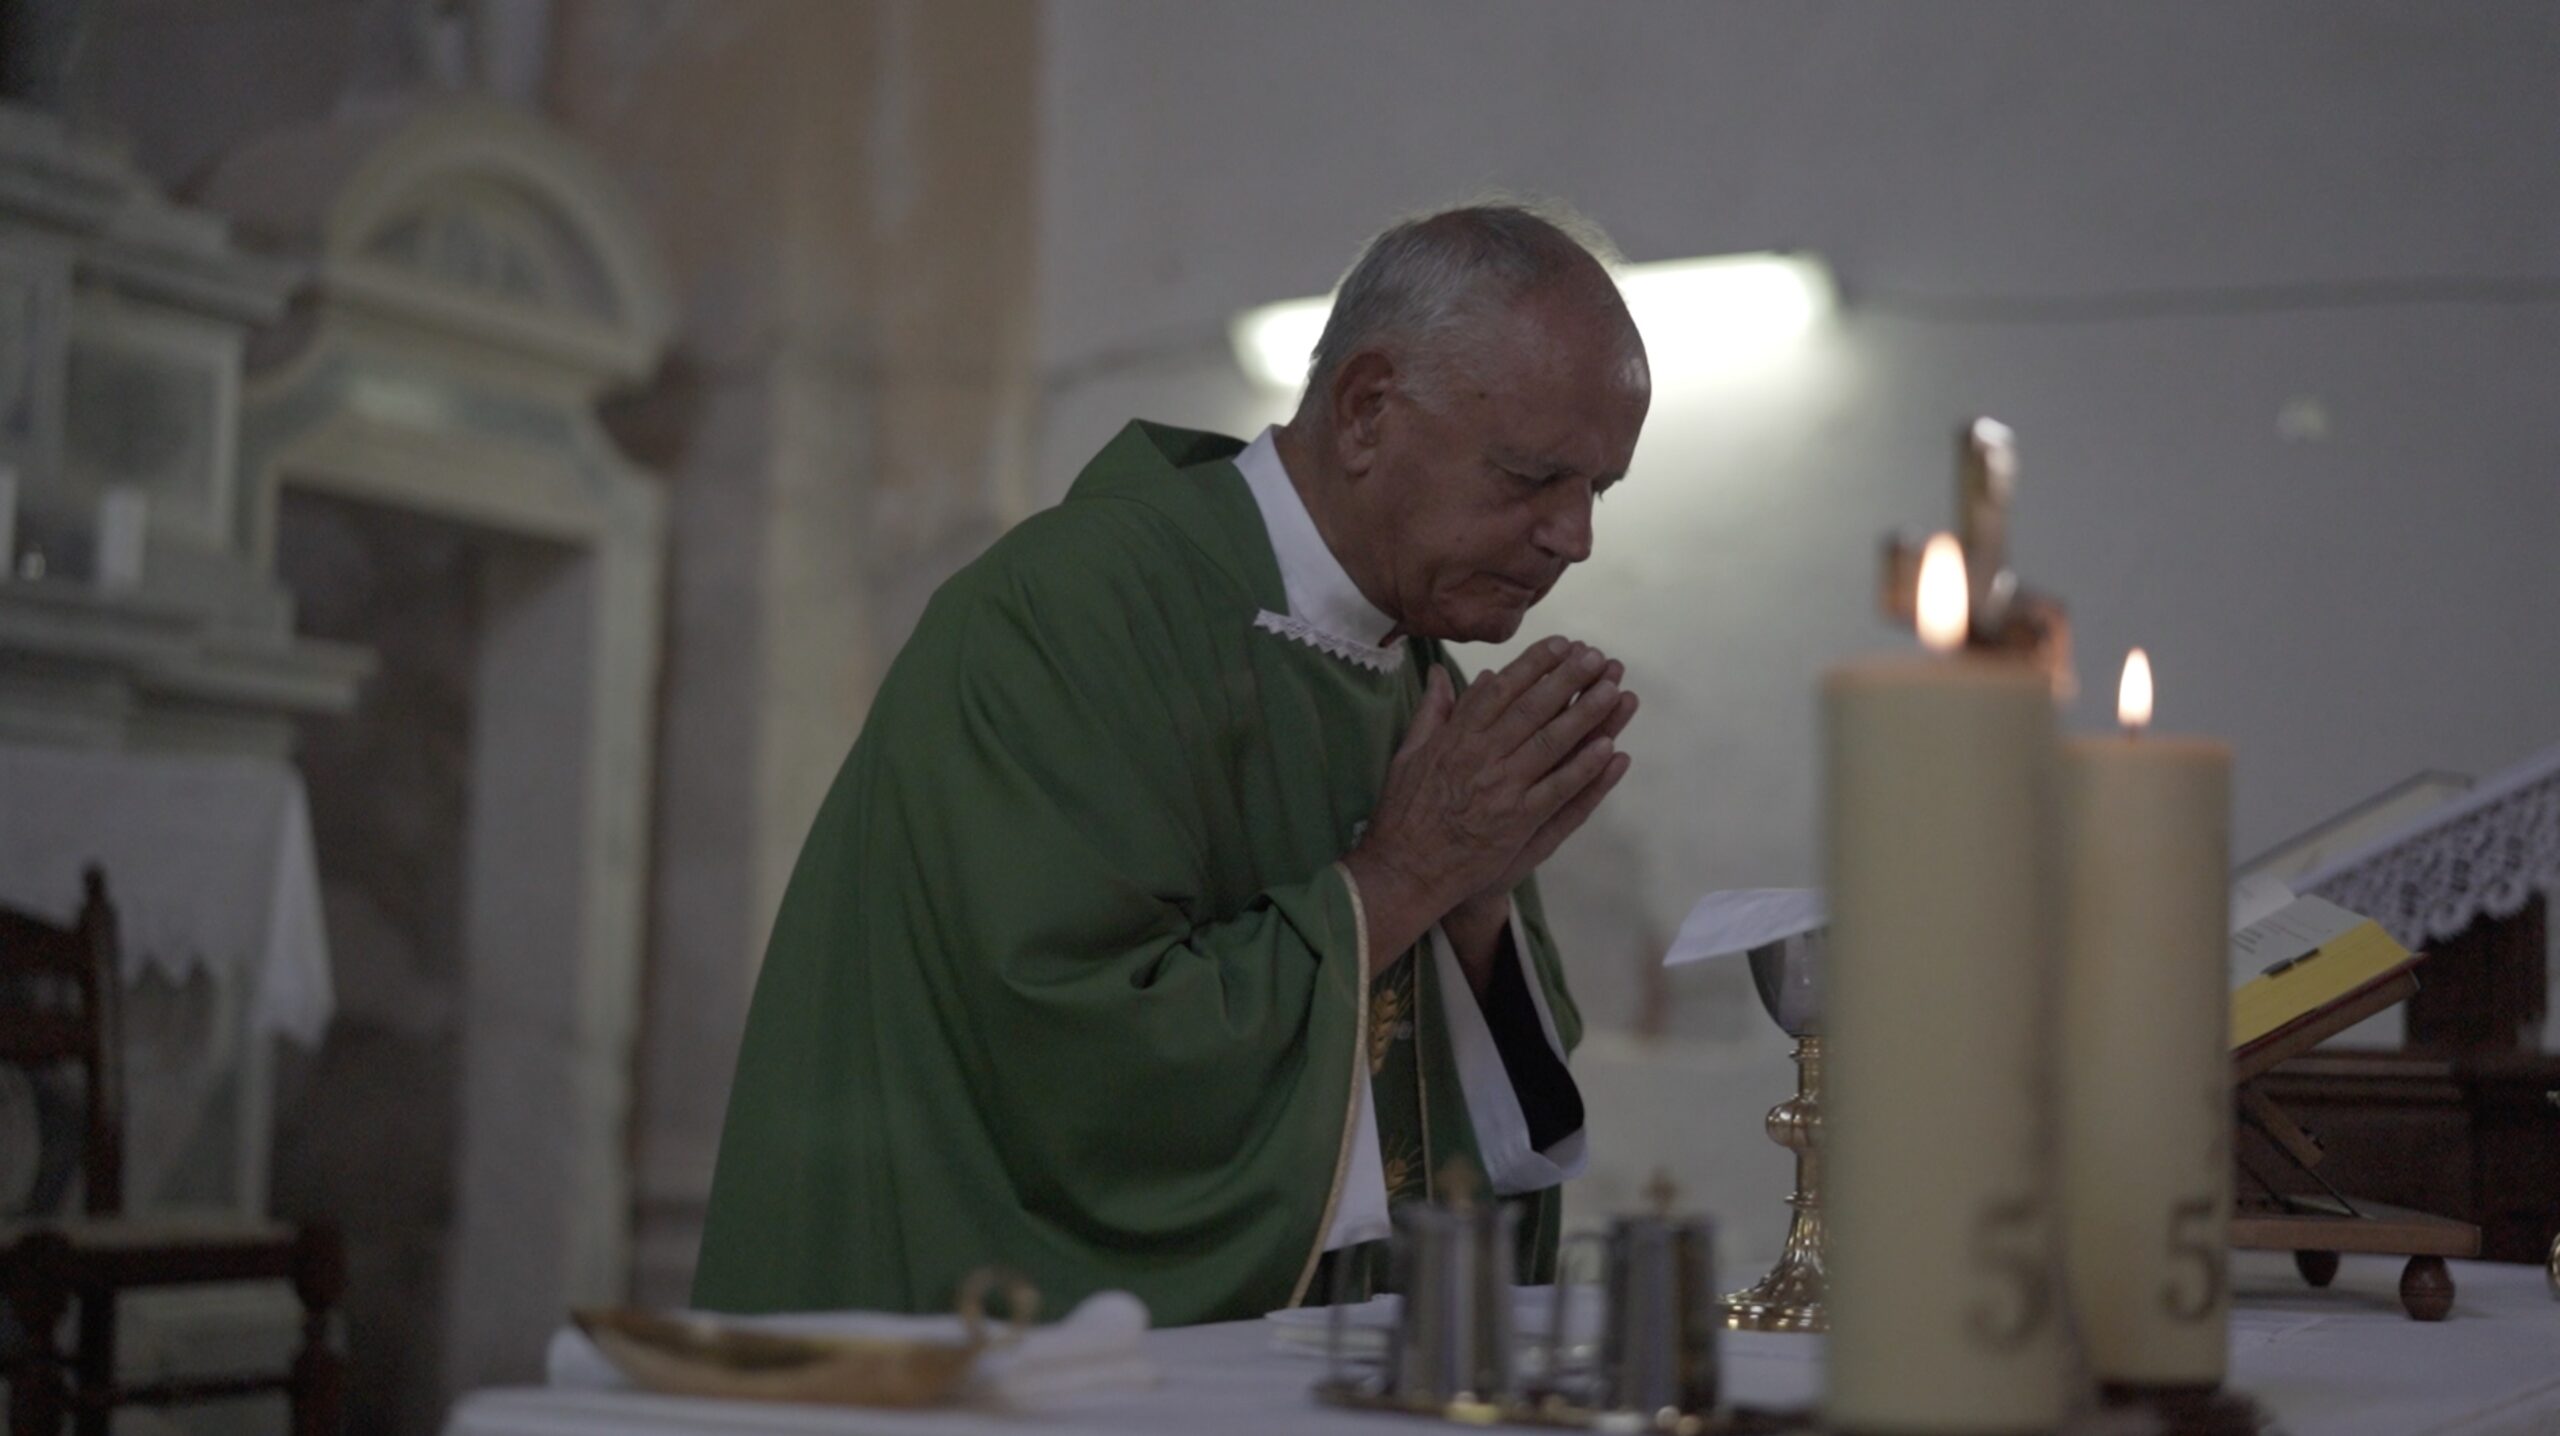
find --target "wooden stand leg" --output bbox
[288,1223,347,1436]
[71,1284,111,1436]
[2400,1256,2455,1321]
[2294,1249,2340,1288]
[4,1233,73,1436]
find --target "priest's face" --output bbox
[1349,288,1650,643]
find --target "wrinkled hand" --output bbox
[1342,638,1638,970]
[1467,651,1639,901]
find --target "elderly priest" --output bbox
[693,205,1653,1325]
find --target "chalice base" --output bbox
[1719,1199,1825,1333]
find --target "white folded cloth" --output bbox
[546,1290,1156,1408]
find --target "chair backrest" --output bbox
[0,866,123,1216]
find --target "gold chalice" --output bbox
[1721,932,1826,1333]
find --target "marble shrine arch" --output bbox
[201,95,673,1397]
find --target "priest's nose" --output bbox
[1535,484,1596,565]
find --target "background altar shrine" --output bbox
[2,65,669,1435]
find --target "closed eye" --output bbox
[1497,458,1619,502]
[1502,466,1575,490]
[1510,467,1621,502]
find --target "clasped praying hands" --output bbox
[1343,636,1639,981]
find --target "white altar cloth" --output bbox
[0,741,333,1046]
[0,741,334,1214]
[442,1255,2560,1436]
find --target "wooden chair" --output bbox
[1,868,345,1436]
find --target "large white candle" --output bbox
[2059,649,2233,1393]
[1824,537,2067,1435]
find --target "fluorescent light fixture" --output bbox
[1229,296,1333,391]
[1618,251,1832,380]
[1229,250,1833,391]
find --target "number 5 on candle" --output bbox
[1966,1194,2056,1350]
[2161,1196,2227,1322]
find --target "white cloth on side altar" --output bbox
[547,1290,1158,1409]
[0,742,333,1046]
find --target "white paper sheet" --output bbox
[1661,888,1827,967]
[2228,892,2366,989]
[2228,872,2297,936]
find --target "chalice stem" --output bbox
[1721,1035,1827,1332]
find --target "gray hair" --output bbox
[1304,201,1634,406]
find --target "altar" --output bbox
[439,1255,2560,1436]
[0,740,334,1212]
[0,740,338,1428]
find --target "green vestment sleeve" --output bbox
[691,422,1579,1325]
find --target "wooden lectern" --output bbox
[2233,741,2560,1315]
[2229,958,2479,1320]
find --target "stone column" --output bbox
[546,0,1043,1305]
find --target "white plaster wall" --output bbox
[1033,2,2560,1269]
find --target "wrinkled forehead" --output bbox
[1469,282,1648,402]
[1449,290,1650,463]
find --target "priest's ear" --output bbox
[1324,349,1400,480]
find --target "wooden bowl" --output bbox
[573,1268,1038,1407]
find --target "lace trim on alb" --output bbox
[1254,609,1406,673]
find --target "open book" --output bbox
[2226,884,2420,1058]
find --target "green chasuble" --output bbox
[693,420,1584,1326]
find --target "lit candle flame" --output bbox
[1916,533,1969,653]
[2118,648,2154,734]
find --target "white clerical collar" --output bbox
[1235,427,1406,671]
